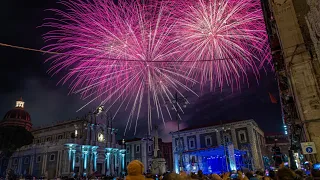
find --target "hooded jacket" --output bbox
[126,160,145,180]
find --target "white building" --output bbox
[0,99,126,178]
[170,119,266,174]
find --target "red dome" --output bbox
[0,98,32,131]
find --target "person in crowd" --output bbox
[145,173,153,180]
[126,160,145,180]
[268,170,276,180]
[255,170,264,180]
[311,168,320,180]
[162,172,183,180]
[276,167,298,180]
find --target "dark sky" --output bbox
[0,0,284,142]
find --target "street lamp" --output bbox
[170,92,188,172]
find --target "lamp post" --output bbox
[219,120,229,172]
[170,92,188,172]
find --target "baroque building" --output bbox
[0,99,126,178]
[125,137,173,173]
[261,0,320,163]
[170,119,266,174]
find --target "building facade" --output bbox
[0,99,126,178]
[262,0,320,162]
[170,119,266,173]
[125,137,173,172]
[265,133,290,159]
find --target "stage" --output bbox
[174,145,252,174]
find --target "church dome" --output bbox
[0,97,32,131]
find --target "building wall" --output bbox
[306,0,320,62]
[271,0,320,161]
[159,142,173,171]
[171,119,265,171]
[125,139,173,172]
[0,119,126,178]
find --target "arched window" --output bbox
[49,154,55,161]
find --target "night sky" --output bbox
[0,0,284,142]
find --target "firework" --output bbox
[42,0,197,134]
[174,0,271,91]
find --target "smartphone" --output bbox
[230,173,238,179]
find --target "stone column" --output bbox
[42,153,47,175]
[131,144,134,160]
[110,153,114,175]
[83,151,89,175]
[55,150,61,177]
[120,151,125,174]
[248,127,260,170]
[141,142,147,170]
[93,152,97,172]
[59,150,65,175]
[216,131,222,145]
[231,129,238,149]
[72,149,76,172]
[63,150,69,174]
[68,150,72,173]
[174,154,179,173]
[102,158,106,175]
[29,156,34,175]
[105,149,111,175]
[183,136,188,151]
[196,134,201,149]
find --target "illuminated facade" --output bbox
[170,119,266,173]
[0,116,125,178]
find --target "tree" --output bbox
[0,126,34,157]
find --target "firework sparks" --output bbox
[174,0,271,91]
[42,0,197,134]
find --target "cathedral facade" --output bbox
[0,99,126,178]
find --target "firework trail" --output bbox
[173,0,271,91]
[42,0,197,134]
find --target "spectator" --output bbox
[311,168,320,179]
[126,160,145,180]
[276,167,297,180]
[268,170,276,180]
[294,169,304,179]
[162,172,183,180]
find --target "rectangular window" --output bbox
[36,156,41,163]
[148,145,151,152]
[189,138,195,149]
[126,147,130,154]
[136,145,140,153]
[24,157,29,164]
[205,136,212,147]
[49,154,55,161]
[240,134,245,141]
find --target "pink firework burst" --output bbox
[174,0,271,91]
[42,0,197,134]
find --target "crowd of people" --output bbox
[2,160,320,179]
[123,160,320,180]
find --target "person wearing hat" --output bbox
[126,160,145,180]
